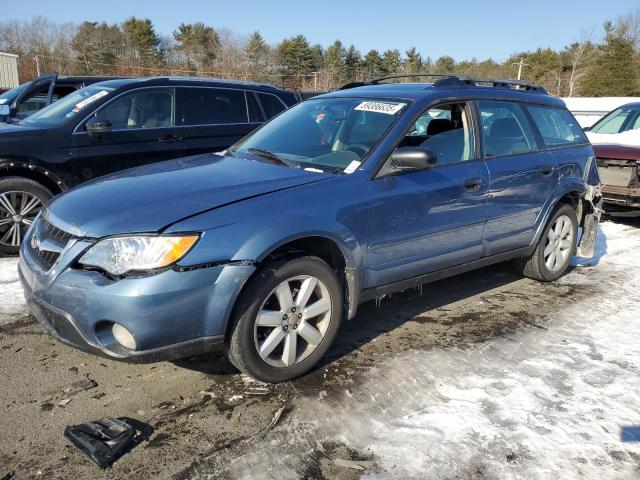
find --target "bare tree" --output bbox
[616,8,640,49]
[565,30,595,97]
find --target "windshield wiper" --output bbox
[247,148,295,167]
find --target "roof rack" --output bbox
[339,74,548,94]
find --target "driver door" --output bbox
[69,88,185,182]
[365,102,490,288]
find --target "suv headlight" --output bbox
[79,235,199,276]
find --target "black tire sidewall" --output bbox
[0,177,52,255]
[535,204,578,281]
[228,256,343,383]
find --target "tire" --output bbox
[516,203,578,282]
[0,177,52,255]
[225,255,343,383]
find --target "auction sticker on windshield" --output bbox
[355,101,406,115]
[72,90,109,113]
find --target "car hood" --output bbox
[46,153,333,238]
[0,122,46,139]
[593,143,640,162]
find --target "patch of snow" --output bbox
[0,257,26,324]
[193,221,640,479]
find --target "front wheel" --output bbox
[516,203,578,282]
[225,255,343,383]
[0,177,52,255]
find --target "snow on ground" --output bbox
[190,221,640,480]
[0,257,25,324]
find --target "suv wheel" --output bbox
[226,255,343,383]
[0,177,52,255]
[516,203,578,282]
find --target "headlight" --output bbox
[79,235,199,276]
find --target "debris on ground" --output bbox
[64,417,152,469]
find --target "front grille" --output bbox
[28,214,74,271]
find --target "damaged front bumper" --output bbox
[18,232,256,363]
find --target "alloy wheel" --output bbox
[254,275,332,368]
[544,214,574,272]
[0,191,42,248]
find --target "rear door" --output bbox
[69,87,185,182]
[178,87,261,156]
[478,99,558,255]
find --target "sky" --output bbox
[2,0,639,61]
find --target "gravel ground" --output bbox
[0,219,639,479]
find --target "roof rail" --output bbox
[339,73,548,94]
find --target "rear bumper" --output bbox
[19,235,255,363]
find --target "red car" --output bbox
[594,144,640,216]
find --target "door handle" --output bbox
[158,135,183,143]
[464,177,484,191]
[540,165,554,176]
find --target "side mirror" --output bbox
[86,118,112,136]
[390,147,437,171]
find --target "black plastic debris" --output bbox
[64,417,153,469]
[1,471,15,480]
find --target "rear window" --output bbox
[179,87,248,125]
[257,93,286,119]
[526,104,587,147]
[477,100,538,157]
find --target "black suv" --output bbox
[0,76,300,253]
[0,73,124,123]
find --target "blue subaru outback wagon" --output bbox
[19,75,602,383]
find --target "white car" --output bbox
[585,102,640,147]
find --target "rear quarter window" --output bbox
[526,104,587,148]
[257,93,286,119]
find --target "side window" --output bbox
[179,88,248,125]
[398,102,475,165]
[95,90,174,130]
[247,91,265,123]
[477,100,538,157]
[18,85,49,113]
[526,104,587,147]
[590,108,631,134]
[257,93,286,119]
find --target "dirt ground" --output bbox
[1,219,639,479]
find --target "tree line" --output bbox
[0,10,639,95]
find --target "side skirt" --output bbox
[359,245,535,303]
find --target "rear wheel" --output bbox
[226,255,343,383]
[516,203,578,282]
[0,177,52,255]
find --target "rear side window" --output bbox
[526,104,587,147]
[179,88,248,125]
[477,100,538,157]
[247,92,265,123]
[257,93,286,119]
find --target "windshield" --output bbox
[590,106,640,134]
[0,81,32,105]
[230,97,407,173]
[19,85,114,127]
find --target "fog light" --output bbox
[112,323,136,350]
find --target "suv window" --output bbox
[247,92,265,123]
[257,93,286,119]
[399,103,475,165]
[589,105,640,134]
[526,104,587,147]
[179,88,248,125]
[478,100,538,157]
[96,90,174,130]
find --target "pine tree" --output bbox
[381,49,402,75]
[581,22,640,96]
[404,47,423,74]
[173,22,220,74]
[122,17,161,71]
[244,31,269,75]
[324,40,347,83]
[344,45,361,82]
[362,49,384,79]
[277,35,314,76]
